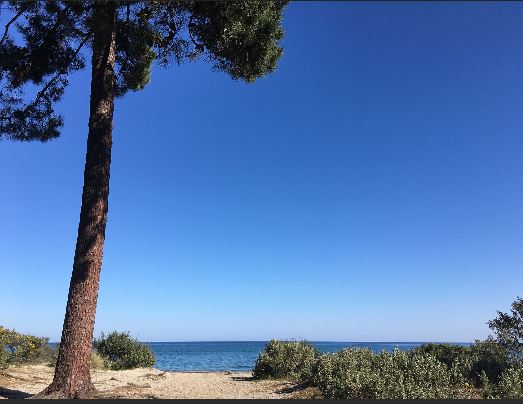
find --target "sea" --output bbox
[145,341,471,372]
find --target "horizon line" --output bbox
[48,339,474,344]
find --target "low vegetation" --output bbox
[252,340,318,381]
[412,338,511,386]
[254,340,521,399]
[0,326,54,368]
[253,297,523,399]
[94,331,156,370]
[313,348,473,399]
[1,328,155,371]
[489,366,523,399]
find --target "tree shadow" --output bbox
[231,376,254,382]
[0,387,33,399]
[230,376,305,397]
[275,381,324,399]
[275,380,309,394]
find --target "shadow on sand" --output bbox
[0,386,33,399]
[231,376,254,382]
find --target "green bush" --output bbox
[413,343,470,369]
[252,340,319,381]
[90,349,110,370]
[469,338,511,385]
[493,367,523,399]
[312,348,375,399]
[93,331,155,370]
[0,336,8,369]
[412,340,511,387]
[312,348,468,399]
[0,326,54,368]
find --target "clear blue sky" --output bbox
[1,2,522,342]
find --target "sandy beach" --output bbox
[0,365,309,399]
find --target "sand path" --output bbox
[0,365,303,399]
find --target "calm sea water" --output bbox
[146,341,471,372]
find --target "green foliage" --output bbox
[0,1,88,141]
[93,331,155,370]
[312,348,374,399]
[0,326,106,370]
[492,367,523,399]
[252,340,319,381]
[0,326,54,368]
[413,343,469,369]
[412,340,510,386]
[89,349,110,370]
[252,338,520,398]
[188,1,287,82]
[469,338,511,385]
[312,348,469,399]
[488,297,523,359]
[1,1,288,141]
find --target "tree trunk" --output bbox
[42,2,117,398]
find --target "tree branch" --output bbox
[33,34,91,106]
[115,3,132,85]
[0,5,27,46]
[188,15,204,52]
[41,2,73,48]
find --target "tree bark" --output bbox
[42,2,117,398]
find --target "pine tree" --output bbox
[1,1,287,397]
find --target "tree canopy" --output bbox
[488,297,523,359]
[0,0,287,142]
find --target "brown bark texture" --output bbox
[42,2,117,398]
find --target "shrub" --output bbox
[482,367,523,399]
[312,348,468,399]
[312,348,375,399]
[93,331,155,370]
[252,340,319,381]
[493,367,523,399]
[0,334,8,369]
[469,338,510,385]
[90,349,110,370]
[413,340,511,387]
[413,343,470,369]
[0,326,54,368]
